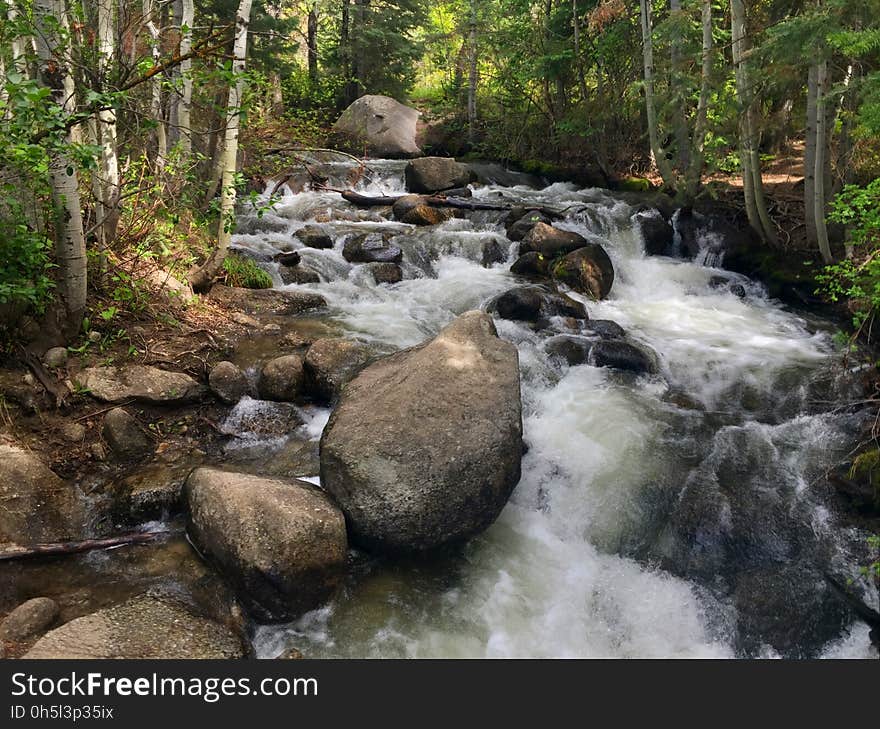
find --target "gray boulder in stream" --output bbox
[404,157,473,193]
[331,95,421,158]
[319,311,523,553]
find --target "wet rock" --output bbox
[304,338,375,403]
[0,444,88,545]
[0,598,59,642]
[480,237,506,266]
[220,397,304,440]
[731,284,747,298]
[488,286,587,324]
[506,211,552,242]
[552,244,615,300]
[102,408,153,459]
[520,222,589,258]
[443,186,472,198]
[208,284,326,315]
[274,251,301,267]
[733,563,851,658]
[392,195,454,226]
[208,361,250,405]
[79,365,203,405]
[233,215,288,235]
[24,594,244,658]
[185,468,347,622]
[404,157,472,194]
[230,312,261,328]
[365,262,403,285]
[43,347,68,369]
[320,311,522,553]
[546,336,593,366]
[111,465,187,524]
[510,251,550,278]
[590,339,658,375]
[331,94,421,158]
[258,354,305,402]
[584,319,626,339]
[295,225,334,249]
[343,233,404,264]
[635,210,674,256]
[279,265,321,285]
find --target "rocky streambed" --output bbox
[1,157,878,659]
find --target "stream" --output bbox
[216,159,876,658]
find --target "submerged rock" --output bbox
[295,225,334,249]
[342,233,403,264]
[320,311,523,553]
[551,244,615,300]
[185,468,347,622]
[584,319,626,340]
[0,597,59,643]
[635,210,674,256]
[488,286,587,323]
[545,335,594,366]
[405,157,472,194]
[331,94,421,158]
[364,262,403,285]
[590,339,658,375]
[304,338,375,403]
[24,594,244,658]
[279,264,321,285]
[0,444,88,545]
[79,365,203,405]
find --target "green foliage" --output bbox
[816,180,880,330]
[222,255,273,289]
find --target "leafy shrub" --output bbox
[222,255,273,289]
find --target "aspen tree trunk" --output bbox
[814,57,832,264]
[96,0,120,247]
[189,0,253,291]
[670,0,689,172]
[34,0,88,336]
[176,0,194,156]
[683,0,713,202]
[639,0,676,188]
[805,63,818,248]
[467,0,477,145]
[144,0,167,168]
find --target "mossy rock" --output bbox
[617,176,653,192]
[223,255,273,289]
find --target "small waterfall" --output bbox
[228,162,876,659]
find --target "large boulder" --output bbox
[23,594,244,659]
[510,251,550,278]
[102,407,153,459]
[506,211,552,242]
[294,225,334,249]
[331,95,421,158]
[342,233,403,264]
[551,244,615,300]
[78,365,204,405]
[520,222,589,258]
[320,311,523,553]
[405,157,472,194]
[185,468,347,621]
[304,338,375,403]
[208,361,250,404]
[590,339,659,375]
[0,444,88,545]
[279,264,320,285]
[392,195,454,226]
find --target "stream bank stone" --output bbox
[258,354,305,402]
[23,594,244,659]
[79,365,203,405]
[185,468,347,622]
[102,408,153,459]
[0,444,87,545]
[208,361,250,404]
[320,311,523,553]
[0,598,59,642]
[304,338,374,403]
[207,284,326,315]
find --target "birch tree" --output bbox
[33,0,87,335]
[94,0,120,247]
[639,0,676,189]
[189,0,253,291]
[176,0,194,157]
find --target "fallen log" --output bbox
[340,189,529,213]
[824,572,880,632]
[0,530,172,562]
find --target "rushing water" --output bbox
[228,159,877,659]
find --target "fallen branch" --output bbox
[0,530,172,562]
[824,572,880,630]
[18,346,68,408]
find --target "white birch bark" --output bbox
[639,0,676,188]
[177,0,194,156]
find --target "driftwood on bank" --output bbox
[0,530,171,562]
